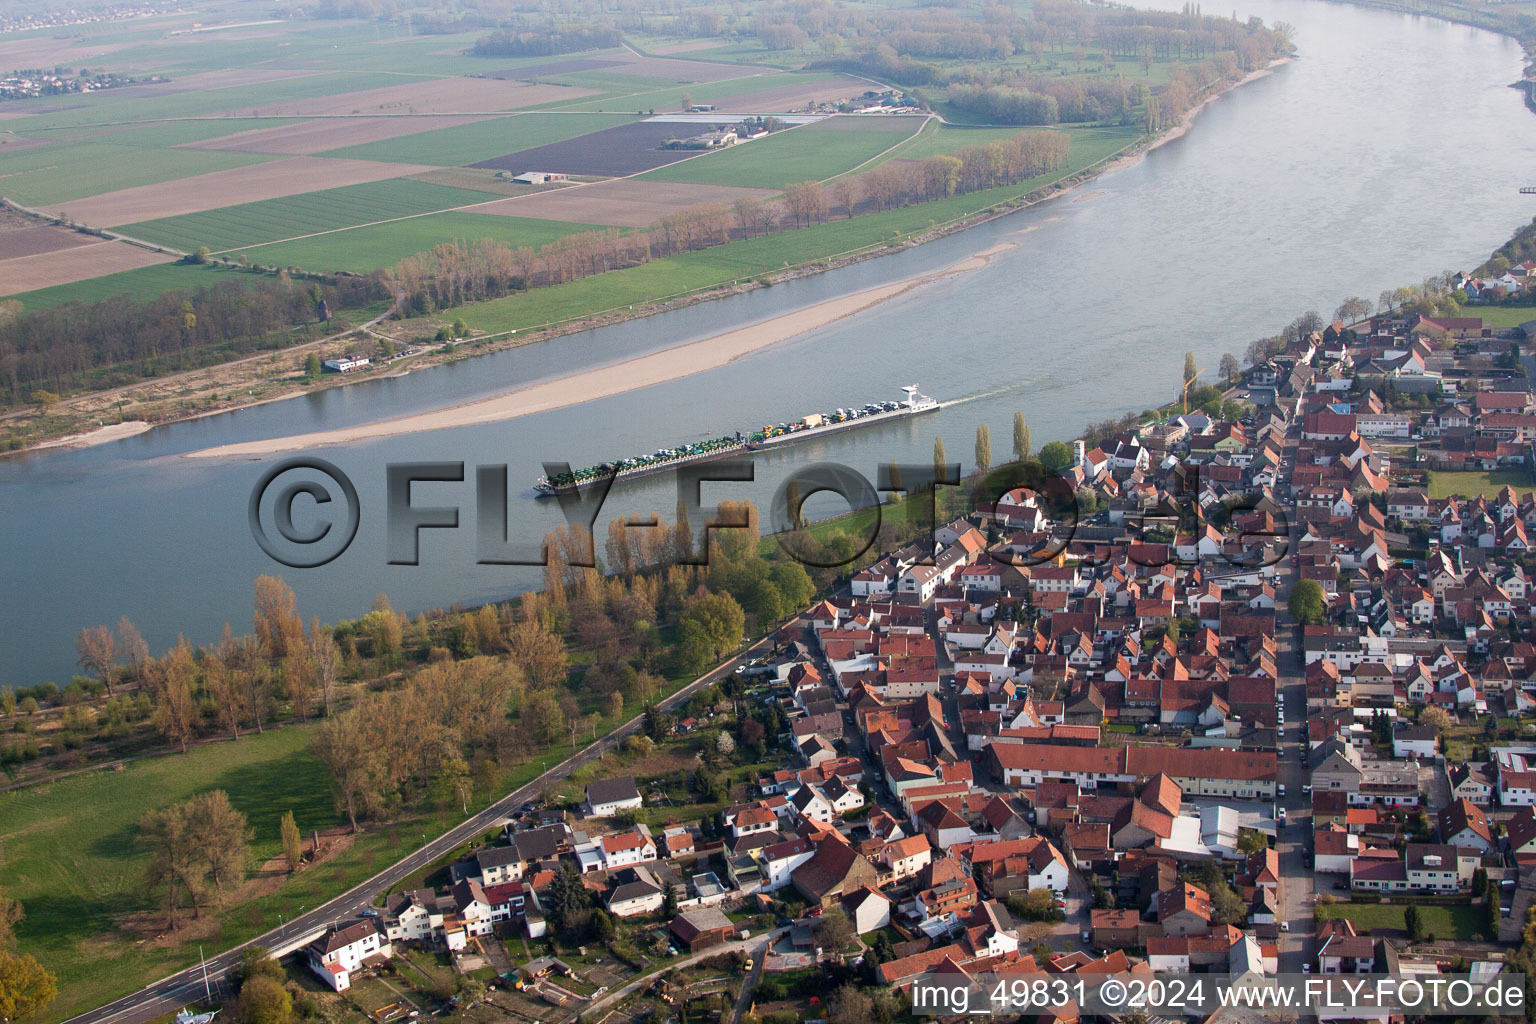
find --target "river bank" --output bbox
[6,59,1288,459]
[184,242,1018,458]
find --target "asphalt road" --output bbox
[1272,434,1318,1016]
[64,635,779,1024]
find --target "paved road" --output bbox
[1272,432,1317,1018]
[728,935,771,1024]
[64,636,780,1024]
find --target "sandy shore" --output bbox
[185,242,1016,460]
[28,420,151,450]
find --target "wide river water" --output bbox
[3,0,1535,685]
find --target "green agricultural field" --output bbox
[449,125,1139,334]
[6,263,255,312]
[1425,468,1532,499]
[318,111,639,166]
[232,210,610,273]
[641,118,926,189]
[82,118,307,148]
[0,141,277,207]
[119,178,504,253]
[14,118,303,147]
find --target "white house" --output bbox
[308,919,392,992]
[601,828,658,870]
[587,777,643,817]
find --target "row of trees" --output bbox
[0,274,387,406]
[744,0,1288,69]
[469,24,624,56]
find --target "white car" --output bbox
[1281,921,1290,932]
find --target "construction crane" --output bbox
[1180,366,1204,413]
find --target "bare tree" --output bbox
[253,574,303,661]
[309,616,341,717]
[76,625,118,696]
[149,637,200,753]
[832,177,860,219]
[117,616,149,689]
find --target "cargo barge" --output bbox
[534,385,937,496]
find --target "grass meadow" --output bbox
[4,657,715,1023]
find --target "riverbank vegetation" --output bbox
[2,493,893,1020]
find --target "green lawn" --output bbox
[0,724,341,1019]
[317,112,640,167]
[1318,902,1484,940]
[0,141,277,207]
[1464,304,1536,329]
[450,125,1139,335]
[1425,468,1531,499]
[119,179,503,253]
[640,118,925,189]
[231,210,610,273]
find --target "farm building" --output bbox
[511,171,568,185]
[670,131,737,150]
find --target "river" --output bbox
[2,0,1534,686]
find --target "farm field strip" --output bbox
[0,141,280,208]
[183,114,499,156]
[7,263,266,311]
[471,119,725,176]
[228,211,612,273]
[0,71,419,132]
[316,111,640,166]
[119,178,506,253]
[474,179,780,227]
[0,240,176,297]
[37,155,439,227]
